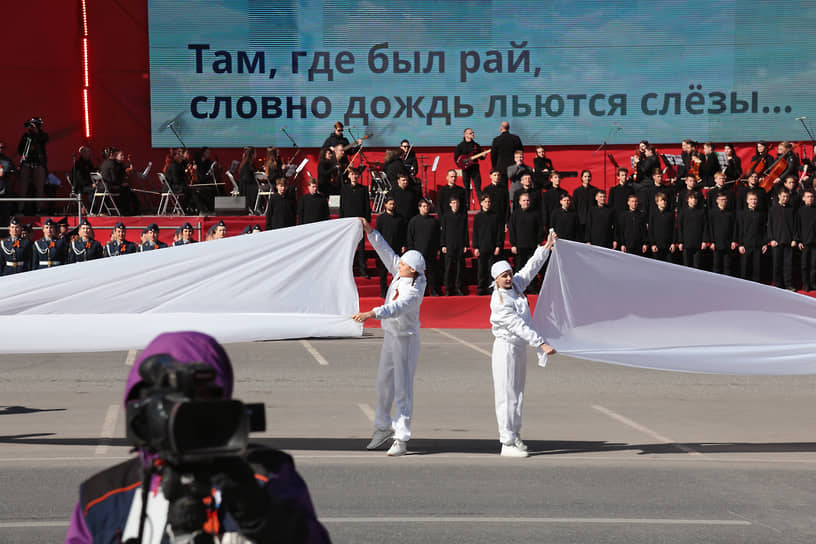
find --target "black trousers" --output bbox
[462,166,482,204]
[740,247,762,282]
[770,245,793,288]
[712,249,733,276]
[651,247,672,262]
[682,247,702,269]
[443,251,465,294]
[422,251,440,295]
[514,247,535,272]
[476,250,497,294]
[354,239,367,276]
[801,245,816,289]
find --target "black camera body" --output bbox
[125,354,265,465]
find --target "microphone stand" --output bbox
[592,126,621,192]
[167,121,187,150]
[280,127,302,168]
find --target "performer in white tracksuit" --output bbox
[352,218,426,457]
[489,230,557,458]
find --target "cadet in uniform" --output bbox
[173,222,196,246]
[139,223,168,251]
[68,219,103,263]
[104,221,138,257]
[1,217,33,275]
[32,218,66,269]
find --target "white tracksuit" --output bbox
[489,245,551,445]
[369,229,426,442]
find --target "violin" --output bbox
[688,145,702,182]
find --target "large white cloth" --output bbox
[0,218,364,353]
[533,239,816,375]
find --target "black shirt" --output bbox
[406,214,441,256]
[375,212,406,252]
[472,209,503,251]
[509,207,542,248]
[585,205,616,247]
[298,192,330,224]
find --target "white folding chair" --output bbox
[254,171,273,215]
[89,172,121,216]
[156,172,184,216]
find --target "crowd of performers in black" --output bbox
[17,119,816,294]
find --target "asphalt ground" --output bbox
[0,329,814,543]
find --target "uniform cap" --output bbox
[79,218,92,227]
[114,221,126,230]
[491,260,513,280]
[400,250,425,274]
[43,218,55,227]
[8,217,20,226]
[181,222,193,230]
[147,223,159,232]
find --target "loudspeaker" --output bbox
[214,196,247,215]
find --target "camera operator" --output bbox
[17,116,48,216]
[65,331,331,544]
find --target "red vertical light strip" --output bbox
[81,0,91,138]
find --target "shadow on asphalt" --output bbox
[0,406,66,415]
[0,434,814,456]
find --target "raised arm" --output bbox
[514,230,556,291]
[362,219,400,276]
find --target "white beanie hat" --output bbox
[401,250,426,274]
[490,260,512,280]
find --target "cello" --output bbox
[760,153,788,192]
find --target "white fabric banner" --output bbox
[533,239,816,375]
[0,218,364,353]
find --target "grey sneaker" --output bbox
[514,437,528,451]
[387,439,407,457]
[500,444,529,458]
[366,428,393,450]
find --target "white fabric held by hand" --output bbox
[0,218,364,352]
[532,239,816,375]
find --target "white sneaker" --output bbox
[387,439,407,457]
[366,428,393,450]
[514,437,528,452]
[500,444,529,458]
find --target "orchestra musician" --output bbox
[675,139,700,186]
[99,147,139,215]
[454,128,483,201]
[238,146,258,213]
[164,148,186,194]
[698,141,721,187]
[264,146,283,181]
[532,146,554,190]
[317,147,337,196]
[400,139,418,177]
[491,121,523,184]
[322,121,361,154]
[723,143,742,182]
[384,148,410,187]
[767,141,800,186]
[331,144,350,187]
[634,145,660,185]
[748,141,772,177]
